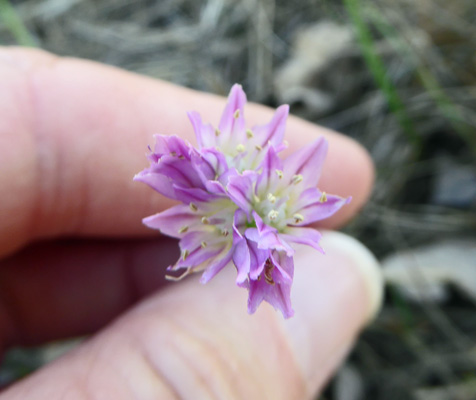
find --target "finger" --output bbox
[0,47,374,258]
[0,232,382,399]
[0,238,179,350]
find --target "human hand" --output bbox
[0,47,382,399]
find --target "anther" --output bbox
[236,144,245,153]
[268,210,279,220]
[275,169,284,179]
[253,194,261,203]
[222,229,229,237]
[293,213,304,224]
[189,203,198,212]
[319,192,327,203]
[201,216,210,224]
[233,109,240,119]
[267,193,276,204]
[215,128,221,137]
[291,174,303,185]
[170,151,177,157]
[182,249,190,261]
[178,226,189,234]
[201,241,207,248]
[246,129,254,138]
[255,144,262,151]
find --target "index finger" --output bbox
[0,47,373,258]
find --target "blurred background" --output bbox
[1,0,475,398]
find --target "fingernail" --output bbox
[280,231,383,393]
[319,230,383,322]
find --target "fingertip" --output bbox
[282,231,382,393]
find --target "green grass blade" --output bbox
[0,0,36,47]
[343,0,421,154]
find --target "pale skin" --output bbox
[0,48,379,399]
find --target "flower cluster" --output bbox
[135,84,350,318]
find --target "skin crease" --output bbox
[0,48,378,399]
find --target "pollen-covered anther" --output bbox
[267,193,277,204]
[201,216,210,225]
[293,213,304,224]
[255,144,262,151]
[319,192,328,203]
[201,241,207,248]
[268,210,279,220]
[178,226,189,234]
[236,144,245,153]
[189,203,198,212]
[233,109,240,119]
[275,169,284,179]
[246,129,254,138]
[291,174,303,185]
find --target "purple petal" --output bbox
[152,134,192,160]
[200,248,234,284]
[172,186,221,203]
[187,111,216,149]
[232,230,251,284]
[143,205,199,238]
[175,245,224,271]
[245,217,294,257]
[252,104,289,148]
[291,188,352,224]
[227,171,258,217]
[218,84,247,143]
[256,146,284,193]
[247,252,294,318]
[133,170,176,199]
[283,137,328,187]
[280,227,324,253]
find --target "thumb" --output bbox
[0,231,382,400]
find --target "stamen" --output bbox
[165,268,192,282]
[170,151,177,157]
[233,109,240,119]
[264,259,275,285]
[182,249,190,261]
[246,129,254,138]
[222,229,229,237]
[253,194,261,203]
[268,210,279,220]
[201,241,207,248]
[189,203,198,212]
[236,144,245,153]
[178,226,189,234]
[215,128,221,137]
[267,193,277,204]
[293,213,304,224]
[201,216,210,224]
[275,169,284,179]
[255,144,262,151]
[319,192,328,203]
[292,174,303,185]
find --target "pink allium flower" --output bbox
[135,84,351,318]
